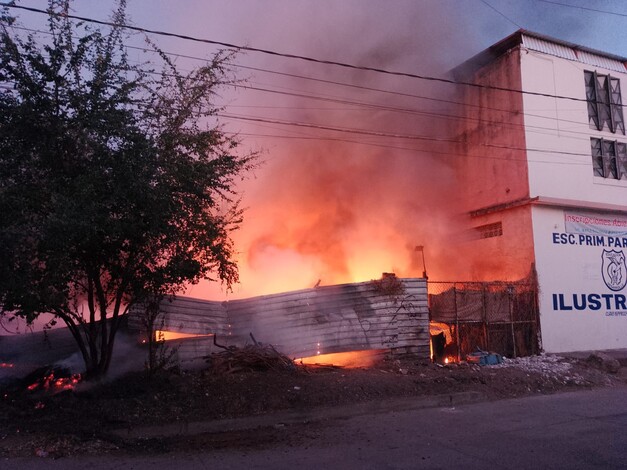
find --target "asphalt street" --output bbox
[4,385,627,469]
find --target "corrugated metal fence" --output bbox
[129,276,429,367]
[429,280,540,361]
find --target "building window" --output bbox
[584,71,625,135]
[475,222,503,239]
[591,137,627,180]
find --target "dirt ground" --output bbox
[0,353,625,459]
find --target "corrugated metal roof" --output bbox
[575,50,627,73]
[522,35,577,61]
[521,33,627,73]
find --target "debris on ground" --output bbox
[492,353,614,386]
[586,352,621,374]
[205,336,297,374]
[0,352,624,458]
[466,349,503,366]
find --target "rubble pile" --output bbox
[495,354,586,384]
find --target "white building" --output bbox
[451,30,627,353]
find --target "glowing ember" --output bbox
[27,371,81,393]
[155,330,214,341]
[296,350,383,368]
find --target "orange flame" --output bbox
[296,350,383,368]
[27,372,81,393]
[185,135,463,301]
[155,331,214,341]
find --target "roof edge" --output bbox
[451,29,627,80]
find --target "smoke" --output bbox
[187,1,476,300]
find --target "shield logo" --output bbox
[601,250,627,292]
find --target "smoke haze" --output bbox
[9,0,627,303]
[187,2,470,299]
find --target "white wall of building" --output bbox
[453,35,627,352]
[520,49,627,202]
[520,43,627,352]
[532,205,627,352]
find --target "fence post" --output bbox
[482,283,488,351]
[509,285,517,358]
[454,285,461,362]
[531,263,541,355]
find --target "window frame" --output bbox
[584,70,625,135]
[474,222,503,239]
[590,137,627,180]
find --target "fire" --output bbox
[296,350,383,368]
[184,133,460,302]
[154,331,214,341]
[27,372,81,393]
[26,372,81,393]
[430,321,456,364]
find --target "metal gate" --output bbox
[428,278,540,361]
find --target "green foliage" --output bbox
[0,1,255,378]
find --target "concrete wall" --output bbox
[519,43,627,352]
[520,49,627,201]
[462,206,536,282]
[451,46,535,282]
[455,47,530,212]
[532,205,627,352]
[451,37,627,352]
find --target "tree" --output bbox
[0,0,256,379]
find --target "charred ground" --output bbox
[0,354,625,458]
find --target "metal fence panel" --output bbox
[429,279,539,360]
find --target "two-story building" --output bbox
[450,30,626,353]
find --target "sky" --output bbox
[5,0,627,304]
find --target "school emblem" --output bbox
[601,249,627,291]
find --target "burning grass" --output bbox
[26,372,81,394]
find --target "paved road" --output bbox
[4,386,627,469]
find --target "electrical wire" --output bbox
[4,23,615,139]
[2,1,624,108]
[237,83,603,145]
[219,112,597,159]
[231,131,591,165]
[1,5,621,167]
[534,0,627,18]
[478,0,523,29]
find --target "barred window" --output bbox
[585,71,625,135]
[591,137,627,180]
[475,222,503,239]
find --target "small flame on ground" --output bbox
[27,372,81,393]
[154,331,214,341]
[296,350,383,368]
